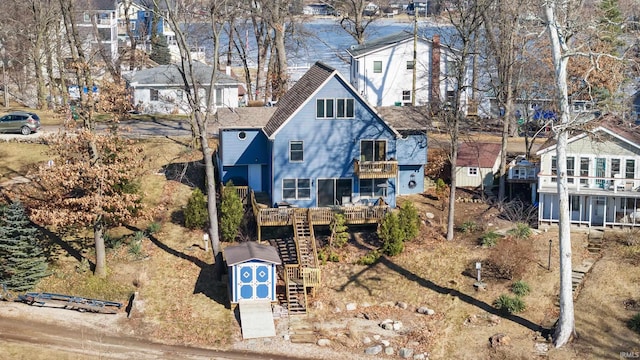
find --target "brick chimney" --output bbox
[430,34,441,108]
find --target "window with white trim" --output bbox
[468,167,478,176]
[316,98,334,118]
[373,61,382,73]
[359,179,387,197]
[283,179,311,199]
[150,89,159,101]
[336,98,355,118]
[402,90,411,102]
[289,141,303,162]
[215,88,223,106]
[626,159,635,179]
[406,61,414,70]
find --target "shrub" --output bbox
[146,222,161,234]
[220,181,244,242]
[357,250,381,265]
[511,280,531,296]
[484,238,532,280]
[398,201,420,241]
[507,222,532,239]
[480,231,501,248]
[435,178,447,194]
[129,238,142,256]
[494,294,526,314]
[330,213,349,249]
[379,212,405,256]
[184,188,208,230]
[459,220,478,233]
[629,313,640,334]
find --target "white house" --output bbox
[74,0,119,63]
[346,31,473,113]
[455,142,501,190]
[124,62,241,115]
[537,117,640,228]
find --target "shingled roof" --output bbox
[263,62,335,137]
[224,241,281,266]
[125,62,239,87]
[457,142,502,168]
[346,31,417,58]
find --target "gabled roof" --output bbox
[346,30,432,58]
[224,241,281,266]
[536,115,640,155]
[125,62,239,87]
[457,142,502,168]
[263,62,335,137]
[80,0,117,11]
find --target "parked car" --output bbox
[0,111,41,135]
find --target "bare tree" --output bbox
[162,0,236,278]
[334,0,385,44]
[441,0,489,241]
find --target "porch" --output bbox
[354,159,398,179]
[539,191,640,228]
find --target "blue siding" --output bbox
[222,165,248,186]
[220,129,269,166]
[398,165,424,195]
[271,76,398,207]
[396,134,427,165]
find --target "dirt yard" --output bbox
[1,139,639,359]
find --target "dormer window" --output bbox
[316,99,334,118]
[336,98,354,118]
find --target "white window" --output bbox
[359,179,387,198]
[215,88,223,106]
[84,13,91,22]
[373,61,382,73]
[283,179,311,199]
[468,167,478,176]
[402,90,412,102]
[289,141,303,162]
[150,89,159,101]
[316,99,334,118]
[406,61,414,70]
[336,98,354,118]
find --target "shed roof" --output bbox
[457,142,502,168]
[125,62,239,87]
[224,242,281,266]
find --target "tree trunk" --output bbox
[93,218,106,277]
[271,18,287,100]
[446,117,459,241]
[545,1,575,347]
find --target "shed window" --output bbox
[468,167,478,176]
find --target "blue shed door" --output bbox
[237,263,272,301]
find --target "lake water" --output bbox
[200,17,453,78]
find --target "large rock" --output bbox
[317,338,331,347]
[399,348,414,358]
[396,301,408,309]
[392,321,403,331]
[489,333,511,347]
[417,307,435,315]
[346,302,357,311]
[362,336,372,345]
[380,339,390,347]
[364,345,383,355]
[385,346,395,355]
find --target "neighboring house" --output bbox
[481,97,599,123]
[455,142,501,190]
[218,61,428,209]
[124,62,241,114]
[537,117,640,228]
[506,155,539,203]
[346,31,472,114]
[632,89,640,123]
[74,0,119,63]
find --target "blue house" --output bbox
[218,62,427,209]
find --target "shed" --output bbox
[455,142,502,190]
[224,241,281,305]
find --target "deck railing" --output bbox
[302,268,321,288]
[225,185,249,204]
[354,160,398,179]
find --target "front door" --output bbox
[317,179,352,207]
[591,196,606,226]
[237,263,272,301]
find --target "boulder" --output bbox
[399,348,414,358]
[346,302,357,311]
[364,345,383,355]
[380,339,390,347]
[489,333,511,347]
[385,347,395,355]
[362,336,372,345]
[392,321,403,331]
[396,301,408,309]
[317,338,331,347]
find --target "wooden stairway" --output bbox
[294,209,315,268]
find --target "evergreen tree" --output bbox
[598,0,624,49]
[0,202,48,291]
[378,212,405,256]
[150,35,171,65]
[184,188,208,230]
[398,202,419,242]
[220,182,244,242]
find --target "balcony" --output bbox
[354,159,398,179]
[507,165,539,183]
[538,174,640,195]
